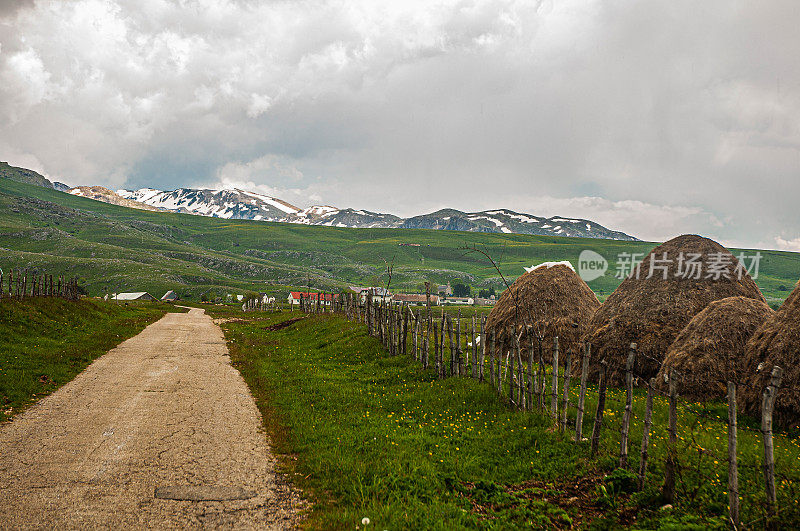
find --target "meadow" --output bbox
[211,306,800,529]
[1,177,798,307]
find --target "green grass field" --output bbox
[0,297,179,422]
[212,308,800,529]
[1,177,798,307]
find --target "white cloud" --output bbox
[0,0,798,247]
[775,237,800,253]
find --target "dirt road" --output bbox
[0,307,301,529]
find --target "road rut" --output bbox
[0,307,300,529]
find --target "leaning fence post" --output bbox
[576,342,591,442]
[762,365,783,527]
[590,359,607,457]
[550,337,559,420]
[620,343,637,468]
[560,349,572,432]
[663,369,678,504]
[727,381,739,529]
[638,378,655,490]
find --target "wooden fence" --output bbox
[283,292,798,528]
[0,269,80,301]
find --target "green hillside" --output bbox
[0,177,797,305]
[0,162,53,188]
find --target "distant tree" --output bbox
[488,286,496,297]
[452,282,470,297]
[478,289,489,298]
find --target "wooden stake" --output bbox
[576,342,591,442]
[561,350,572,432]
[638,378,655,490]
[550,337,559,420]
[620,343,637,468]
[762,365,783,526]
[663,369,678,504]
[727,381,739,529]
[591,359,607,457]
[479,316,486,382]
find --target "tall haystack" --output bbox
[486,262,600,358]
[581,235,765,385]
[655,296,773,400]
[739,281,800,429]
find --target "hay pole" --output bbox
[727,381,739,529]
[590,359,607,457]
[575,342,591,442]
[560,349,572,433]
[638,378,655,490]
[662,369,678,504]
[761,365,783,526]
[619,343,637,468]
[550,337,559,420]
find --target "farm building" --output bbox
[287,292,339,306]
[161,290,178,301]
[392,294,440,306]
[582,234,766,385]
[655,296,773,400]
[739,281,800,428]
[112,292,156,301]
[349,286,392,304]
[486,261,600,359]
[442,296,474,305]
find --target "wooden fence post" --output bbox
[434,321,440,376]
[550,337,559,420]
[527,334,535,411]
[509,342,515,404]
[489,331,495,387]
[423,319,430,369]
[456,314,463,377]
[620,343,637,468]
[590,360,607,457]
[538,336,547,409]
[638,378,655,490]
[762,365,783,526]
[560,350,572,432]
[471,316,477,379]
[663,369,678,504]
[576,342,591,442]
[516,339,525,409]
[727,381,739,529]
[479,316,486,382]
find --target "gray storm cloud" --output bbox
[0,0,798,249]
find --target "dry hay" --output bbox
[739,281,800,429]
[581,235,765,385]
[485,263,600,358]
[654,296,773,400]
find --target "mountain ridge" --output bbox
[115,186,639,240]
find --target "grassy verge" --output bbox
[0,297,180,422]
[213,308,800,529]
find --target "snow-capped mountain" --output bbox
[109,186,637,240]
[117,188,300,220]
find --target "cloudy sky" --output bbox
[1,0,798,249]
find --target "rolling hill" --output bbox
[1,176,797,306]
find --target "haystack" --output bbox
[486,262,600,358]
[739,281,800,428]
[655,296,773,400]
[581,235,765,385]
